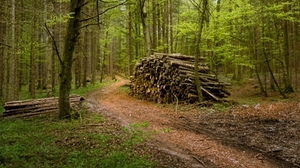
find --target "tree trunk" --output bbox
[58,0,84,119]
[139,0,151,57]
[90,31,96,85]
[82,31,88,87]
[282,4,293,93]
[29,6,37,98]
[194,0,208,102]
[152,1,157,51]
[7,0,18,101]
[127,3,134,75]
[0,1,6,98]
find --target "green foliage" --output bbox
[70,79,115,96]
[0,115,155,168]
[162,128,171,133]
[122,123,148,147]
[47,13,74,26]
[118,84,130,93]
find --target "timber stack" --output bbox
[2,94,84,118]
[129,53,230,104]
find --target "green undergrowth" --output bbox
[0,113,155,168]
[118,84,130,93]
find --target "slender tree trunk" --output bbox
[262,17,287,98]
[194,0,208,102]
[7,0,18,101]
[0,1,6,98]
[152,1,157,51]
[157,3,162,52]
[139,0,151,56]
[29,6,36,98]
[282,4,293,93]
[74,42,81,89]
[91,31,96,85]
[163,0,169,53]
[58,0,85,119]
[127,4,134,75]
[82,31,88,87]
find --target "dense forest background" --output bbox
[0,0,299,103]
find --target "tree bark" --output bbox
[7,0,18,101]
[0,1,6,98]
[58,0,85,119]
[139,0,151,57]
[282,4,293,93]
[29,5,37,98]
[127,3,134,75]
[193,0,208,102]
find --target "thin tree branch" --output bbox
[0,42,12,48]
[77,1,89,8]
[80,1,126,22]
[44,23,63,65]
[78,23,103,30]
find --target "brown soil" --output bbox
[86,77,300,168]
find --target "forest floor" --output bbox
[86,76,300,168]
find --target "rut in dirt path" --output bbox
[86,77,292,168]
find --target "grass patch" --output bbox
[0,113,155,168]
[70,80,115,96]
[118,84,130,93]
[213,102,231,112]
[17,79,115,101]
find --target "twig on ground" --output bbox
[192,156,207,168]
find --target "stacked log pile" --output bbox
[2,94,84,118]
[130,53,230,104]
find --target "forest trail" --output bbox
[86,76,296,168]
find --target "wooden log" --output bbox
[154,52,205,61]
[168,60,209,72]
[201,86,220,101]
[2,94,84,118]
[129,53,230,103]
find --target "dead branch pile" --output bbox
[129,53,230,103]
[2,94,84,118]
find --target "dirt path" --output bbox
[86,77,297,168]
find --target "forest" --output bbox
[1,0,300,167]
[1,0,299,105]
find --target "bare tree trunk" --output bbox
[91,31,96,85]
[282,4,293,93]
[7,0,18,101]
[127,3,134,75]
[138,0,151,57]
[152,1,157,51]
[261,13,286,98]
[29,5,37,98]
[193,0,208,102]
[82,31,88,87]
[0,1,6,98]
[58,0,85,119]
[163,0,169,53]
[74,42,81,89]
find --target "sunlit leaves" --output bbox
[47,13,74,26]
